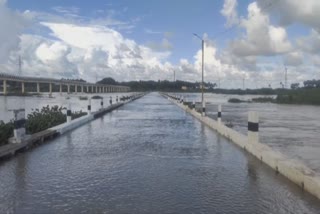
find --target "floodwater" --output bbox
[179,93,320,175]
[0,92,132,123]
[0,93,320,213]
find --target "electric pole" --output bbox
[242,77,245,90]
[18,55,22,75]
[193,33,205,116]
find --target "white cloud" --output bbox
[257,0,320,32]
[296,29,320,54]
[36,42,70,62]
[0,0,31,63]
[7,21,175,82]
[229,2,292,57]
[221,0,239,27]
[283,52,304,66]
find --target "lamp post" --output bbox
[193,33,205,116]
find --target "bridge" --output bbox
[0,73,130,95]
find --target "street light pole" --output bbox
[194,33,205,116]
[201,39,204,115]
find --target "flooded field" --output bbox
[0,93,132,123]
[178,93,320,175]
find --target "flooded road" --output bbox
[0,93,320,213]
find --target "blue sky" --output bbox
[1,0,320,88]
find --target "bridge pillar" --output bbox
[12,109,26,143]
[248,111,259,144]
[81,85,84,93]
[60,84,62,94]
[21,82,25,94]
[3,80,7,95]
[218,105,222,124]
[67,103,72,123]
[75,85,78,94]
[37,82,40,93]
[67,84,70,94]
[87,98,91,115]
[91,86,93,93]
[49,83,52,96]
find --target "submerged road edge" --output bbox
[161,93,320,201]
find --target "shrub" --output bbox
[25,105,66,134]
[0,121,14,146]
[228,98,248,103]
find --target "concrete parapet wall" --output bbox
[163,93,320,200]
[50,114,94,135]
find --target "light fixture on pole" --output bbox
[193,33,205,116]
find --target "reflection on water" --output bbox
[0,93,319,213]
[178,93,320,175]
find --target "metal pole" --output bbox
[201,39,204,116]
[285,67,288,89]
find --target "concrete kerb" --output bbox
[50,93,146,135]
[161,92,320,200]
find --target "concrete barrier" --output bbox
[218,105,222,124]
[202,101,206,117]
[88,98,92,115]
[10,109,27,144]
[162,92,320,200]
[67,103,72,123]
[101,98,104,110]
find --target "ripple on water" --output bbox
[0,93,320,214]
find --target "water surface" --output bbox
[0,93,319,213]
